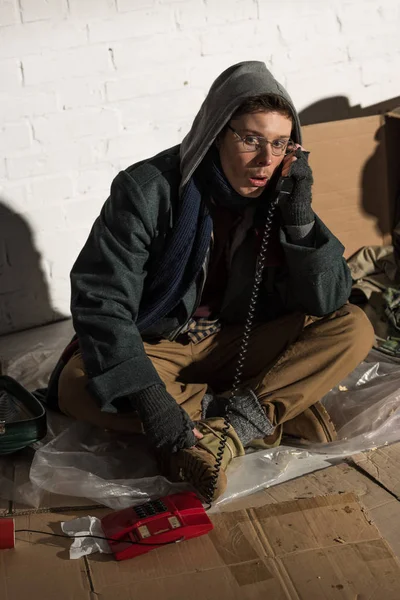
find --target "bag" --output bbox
[0,375,47,455]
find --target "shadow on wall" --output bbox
[0,201,64,336]
[299,95,400,238]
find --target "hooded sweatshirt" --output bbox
[47,61,351,413]
[180,60,301,187]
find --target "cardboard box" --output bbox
[303,112,399,258]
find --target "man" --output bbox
[47,61,374,502]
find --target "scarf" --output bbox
[136,146,277,331]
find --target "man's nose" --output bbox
[256,143,273,165]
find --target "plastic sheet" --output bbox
[3,348,400,511]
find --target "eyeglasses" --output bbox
[227,124,295,156]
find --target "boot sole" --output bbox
[283,402,337,445]
[170,447,228,502]
[310,403,337,442]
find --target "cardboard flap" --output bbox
[303,115,392,257]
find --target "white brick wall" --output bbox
[0,0,399,334]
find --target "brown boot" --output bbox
[282,401,337,444]
[159,418,244,502]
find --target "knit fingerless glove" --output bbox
[278,149,314,227]
[202,388,274,446]
[133,385,196,453]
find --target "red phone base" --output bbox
[100,491,213,561]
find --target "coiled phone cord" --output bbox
[204,177,294,507]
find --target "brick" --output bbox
[0,182,29,213]
[0,121,31,153]
[30,175,74,204]
[114,88,204,131]
[186,54,246,90]
[41,241,72,272]
[75,164,115,195]
[347,34,400,61]
[258,0,321,23]
[0,290,57,335]
[0,158,6,178]
[272,40,348,76]
[64,196,106,230]
[22,46,113,86]
[174,0,207,30]
[0,58,22,90]
[361,56,400,87]
[106,132,146,159]
[200,20,280,56]
[0,0,20,26]
[106,70,188,102]
[25,204,67,233]
[116,0,155,11]
[48,282,73,316]
[5,138,107,179]
[359,79,400,108]
[286,64,362,114]
[379,1,400,22]
[39,229,90,273]
[336,2,387,36]
[107,120,192,161]
[0,21,87,60]
[111,32,200,72]
[88,6,175,44]
[45,254,76,285]
[19,0,68,23]
[56,79,106,110]
[32,107,120,144]
[0,90,58,120]
[205,0,257,25]
[277,9,340,45]
[68,0,117,19]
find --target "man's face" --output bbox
[218,110,293,198]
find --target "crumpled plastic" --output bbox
[2,348,400,512]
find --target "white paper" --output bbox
[61,515,112,559]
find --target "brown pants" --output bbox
[58,304,374,443]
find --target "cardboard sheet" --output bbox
[225,461,400,564]
[85,492,400,600]
[352,441,400,499]
[3,464,400,599]
[0,511,92,600]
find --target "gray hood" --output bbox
[180,61,302,188]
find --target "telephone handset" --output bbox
[275,174,295,198]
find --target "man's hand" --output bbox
[281,143,306,177]
[134,385,203,453]
[277,144,314,227]
[193,427,204,441]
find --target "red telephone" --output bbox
[100,491,213,561]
